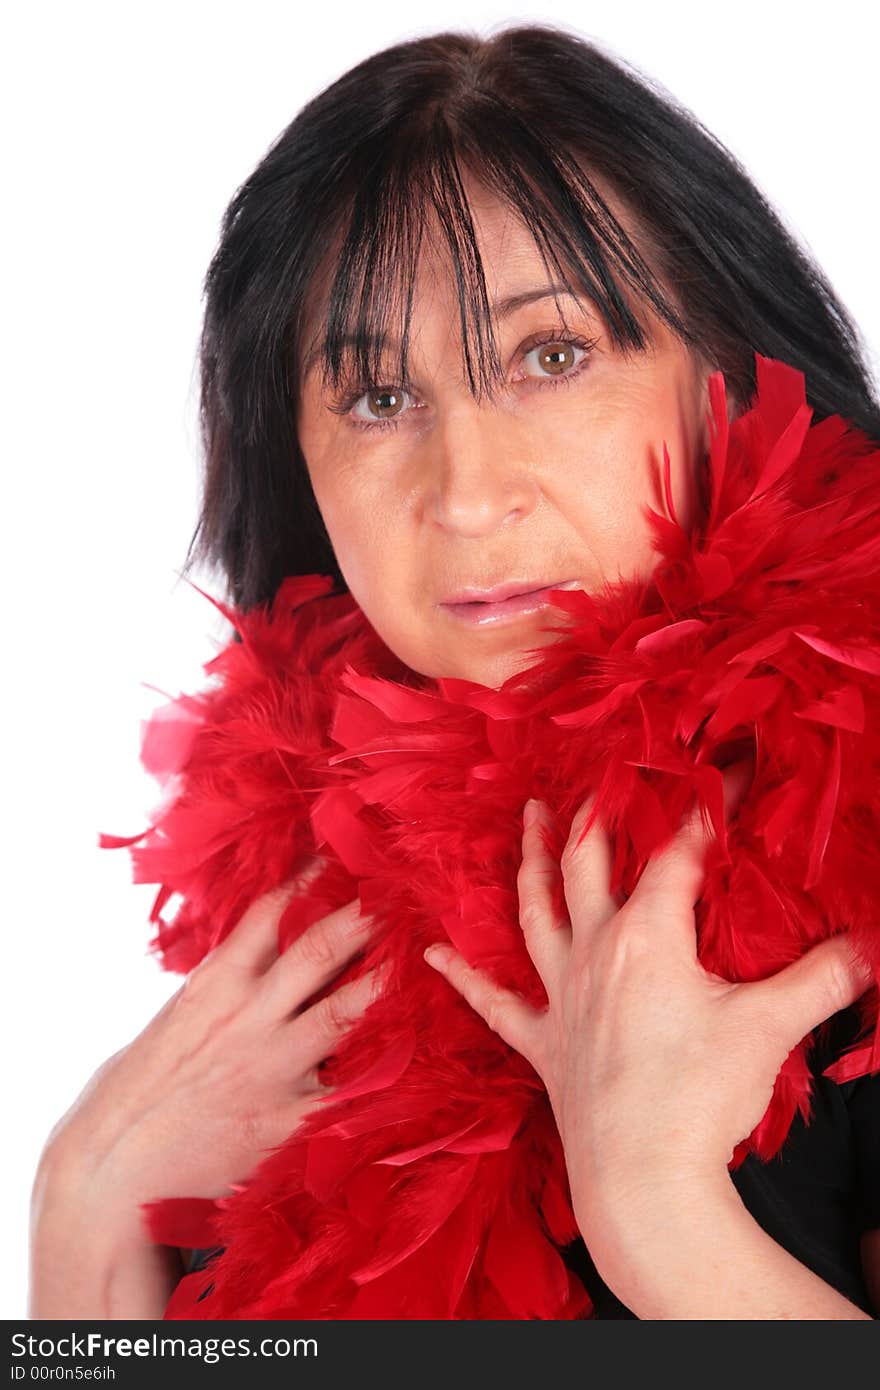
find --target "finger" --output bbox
[559,792,619,937]
[257,895,378,1020]
[291,961,390,1073]
[211,855,328,974]
[517,799,571,986]
[747,932,876,1052]
[634,759,752,920]
[423,943,544,1068]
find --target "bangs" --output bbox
[299,97,697,403]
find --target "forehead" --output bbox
[296,160,672,393]
[300,181,562,331]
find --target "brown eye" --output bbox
[365,387,407,420]
[518,333,597,387]
[535,342,576,376]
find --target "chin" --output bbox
[414,612,573,687]
[461,638,562,690]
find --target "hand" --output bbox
[423,762,875,1240]
[40,862,386,1217]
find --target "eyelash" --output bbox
[327,328,601,434]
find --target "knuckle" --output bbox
[484,994,506,1037]
[314,988,350,1037]
[518,894,543,936]
[178,958,216,1006]
[297,922,339,972]
[822,949,857,1012]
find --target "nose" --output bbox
[423,400,539,537]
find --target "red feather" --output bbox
[100,352,880,1319]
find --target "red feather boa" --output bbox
[102,354,880,1319]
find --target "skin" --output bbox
[425,782,876,1317]
[29,871,389,1317]
[31,168,877,1321]
[298,169,879,1316]
[297,169,720,691]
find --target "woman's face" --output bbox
[297,173,717,689]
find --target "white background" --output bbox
[5,0,878,1320]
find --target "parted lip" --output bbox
[441,578,578,605]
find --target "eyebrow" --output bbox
[301,282,588,380]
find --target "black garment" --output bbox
[186,1005,880,1318]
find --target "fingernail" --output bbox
[523,798,538,830]
[423,944,450,969]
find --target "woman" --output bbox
[30,23,880,1319]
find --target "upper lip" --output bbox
[441,578,576,605]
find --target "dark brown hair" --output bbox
[183,22,880,611]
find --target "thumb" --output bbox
[752,933,876,1049]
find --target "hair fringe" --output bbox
[181,22,880,613]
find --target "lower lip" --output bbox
[441,580,580,626]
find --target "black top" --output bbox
[186,1004,880,1318]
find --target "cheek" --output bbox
[316,475,413,617]
[648,393,705,532]
[298,410,385,553]
[602,377,703,513]
[308,459,384,563]
[551,406,697,582]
